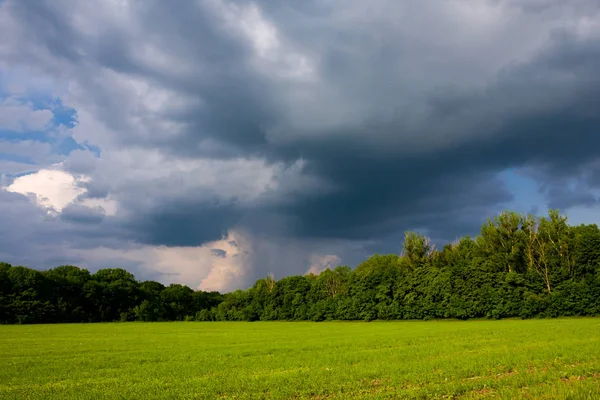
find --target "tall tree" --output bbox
[401,232,435,271]
[478,211,525,273]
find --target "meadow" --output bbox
[1,319,599,399]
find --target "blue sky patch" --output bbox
[24,94,78,128]
[498,168,545,216]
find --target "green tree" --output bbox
[477,211,526,273]
[401,232,435,271]
[161,284,194,321]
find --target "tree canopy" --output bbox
[2,209,600,324]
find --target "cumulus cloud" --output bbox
[6,168,117,216]
[0,0,599,290]
[7,169,85,213]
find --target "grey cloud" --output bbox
[64,150,101,175]
[60,203,106,224]
[0,140,53,161]
[0,160,39,177]
[78,182,110,200]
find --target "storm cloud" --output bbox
[1,0,599,290]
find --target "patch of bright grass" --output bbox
[1,319,599,399]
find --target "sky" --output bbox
[0,0,599,292]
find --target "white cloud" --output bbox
[6,168,117,215]
[7,169,83,212]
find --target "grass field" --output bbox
[1,319,599,399]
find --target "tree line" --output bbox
[2,209,600,324]
[0,264,223,324]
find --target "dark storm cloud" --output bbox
[126,200,241,247]
[60,204,105,224]
[278,31,600,240]
[2,0,600,286]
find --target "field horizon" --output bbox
[2,318,600,399]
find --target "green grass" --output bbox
[1,319,600,399]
